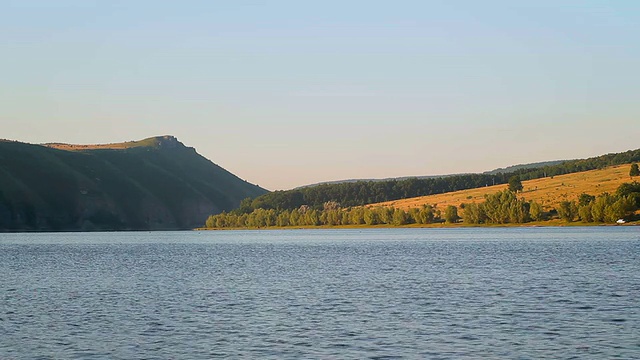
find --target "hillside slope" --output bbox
[0,136,266,231]
[235,147,640,214]
[369,164,636,211]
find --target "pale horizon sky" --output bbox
[2,1,639,190]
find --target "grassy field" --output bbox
[43,136,173,151]
[369,163,638,212]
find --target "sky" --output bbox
[1,0,639,190]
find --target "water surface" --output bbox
[1,227,639,358]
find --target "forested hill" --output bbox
[0,136,266,231]
[234,147,640,213]
[483,160,567,175]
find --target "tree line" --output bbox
[206,202,450,228]
[461,190,538,224]
[555,181,640,223]
[239,174,508,213]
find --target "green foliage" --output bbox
[240,174,507,213]
[249,190,304,211]
[414,205,435,224]
[350,207,365,225]
[509,200,530,223]
[363,208,379,225]
[578,203,593,222]
[515,148,640,181]
[483,190,530,224]
[616,181,640,197]
[573,182,640,223]
[557,201,578,222]
[587,194,632,223]
[391,208,409,225]
[529,201,544,221]
[462,190,534,224]
[204,203,445,228]
[616,181,640,209]
[578,193,596,206]
[0,138,266,231]
[508,176,523,193]
[377,207,394,224]
[306,209,321,226]
[590,193,611,222]
[630,163,640,177]
[462,202,486,224]
[444,205,459,223]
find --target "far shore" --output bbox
[196,219,638,231]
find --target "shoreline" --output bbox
[196,220,639,231]
[1,222,635,233]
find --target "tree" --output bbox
[306,210,320,226]
[483,190,521,224]
[444,205,459,223]
[578,203,593,222]
[364,208,378,225]
[557,201,577,222]
[418,205,435,224]
[392,208,409,225]
[377,207,394,224]
[407,208,423,224]
[604,197,632,222]
[508,201,530,223]
[350,207,365,225]
[205,215,216,228]
[616,181,640,197]
[615,181,640,209]
[578,193,596,206]
[508,176,523,193]
[341,211,351,225]
[289,209,301,226]
[591,193,612,222]
[215,212,229,228]
[529,201,543,221]
[462,202,485,224]
[630,163,640,177]
[276,210,290,227]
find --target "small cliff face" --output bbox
[0,136,267,231]
[154,135,180,149]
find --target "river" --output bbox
[1,227,639,358]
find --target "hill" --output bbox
[297,160,564,189]
[231,147,640,214]
[483,160,567,175]
[368,164,636,212]
[0,136,266,231]
[204,163,640,229]
[296,174,468,189]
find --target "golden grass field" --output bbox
[369,164,639,212]
[43,136,171,151]
[44,143,135,151]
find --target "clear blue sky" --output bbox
[2,1,639,190]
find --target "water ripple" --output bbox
[0,228,639,359]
